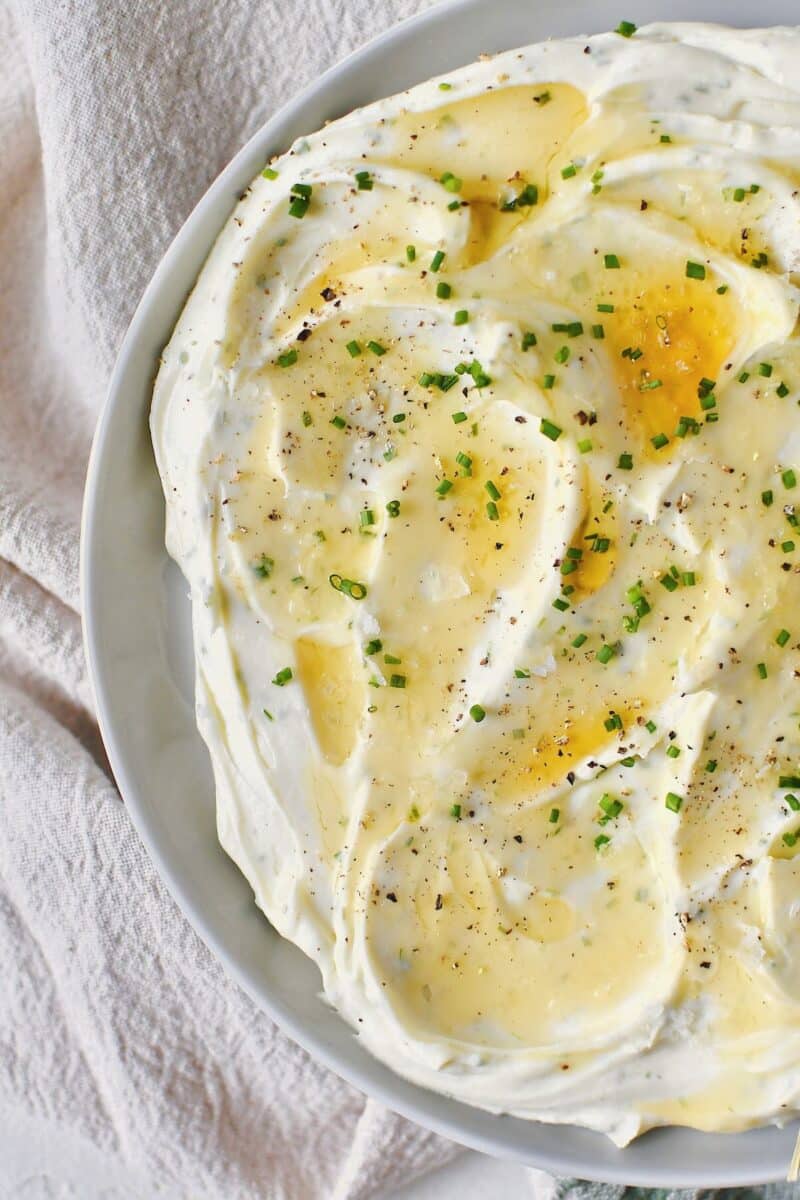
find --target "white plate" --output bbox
[81,0,800,1185]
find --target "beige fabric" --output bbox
[0,1,464,1195]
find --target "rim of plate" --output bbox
[81,0,799,1185]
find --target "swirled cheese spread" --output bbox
[151,21,800,1144]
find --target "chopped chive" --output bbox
[596,643,615,664]
[641,379,663,392]
[705,759,717,772]
[553,597,569,611]
[604,712,623,731]
[717,284,729,294]
[666,744,681,759]
[438,374,459,392]
[469,704,486,722]
[455,451,473,473]
[439,81,452,91]
[277,349,298,367]
[436,281,452,299]
[540,417,562,441]
[436,479,453,497]
[686,260,706,280]
[549,807,560,823]
[542,374,556,390]
[780,776,800,789]
[450,803,461,820]
[454,309,469,325]
[762,489,774,507]
[578,438,593,453]
[699,393,716,411]
[355,170,373,190]
[389,674,406,689]
[665,792,683,813]
[252,554,274,579]
[515,667,531,679]
[406,245,416,262]
[777,382,790,398]
[359,509,376,528]
[604,253,620,269]
[757,662,768,679]
[367,340,386,356]
[572,632,587,647]
[392,413,406,424]
[440,171,463,193]
[660,134,672,144]
[365,639,383,655]
[522,331,537,350]
[288,196,309,219]
[561,163,578,179]
[646,720,657,733]
[328,575,367,599]
[272,667,293,686]
[733,187,746,202]
[597,303,615,313]
[555,345,570,365]
[617,452,633,470]
[591,324,605,339]
[418,371,435,387]
[783,469,797,489]
[615,19,637,36]
[330,415,347,429]
[386,500,400,518]
[777,628,791,647]
[486,501,500,521]
[599,794,624,818]
[738,371,750,383]
[758,362,773,377]
[594,834,611,850]
[346,340,361,357]
[262,166,279,180]
[650,432,669,450]
[451,411,468,424]
[485,480,501,501]
[384,653,401,665]
[430,250,445,272]
[660,573,678,592]
[787,795,800,812]
[783,832,797,847]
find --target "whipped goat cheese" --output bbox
[152,22,800,1143]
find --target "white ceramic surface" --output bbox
[81,0,800,1185]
